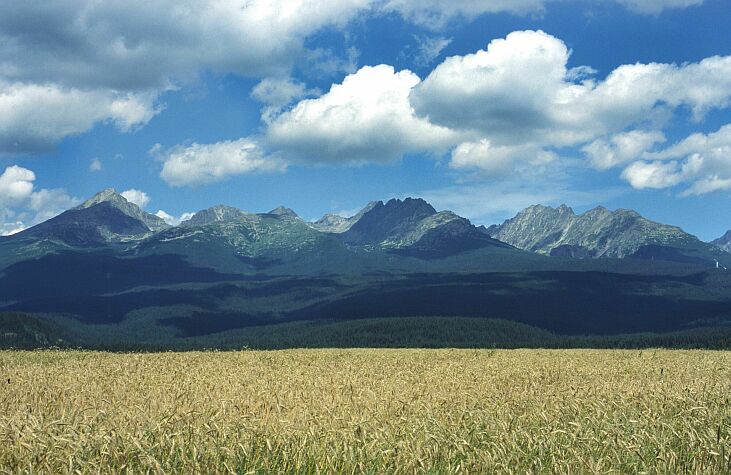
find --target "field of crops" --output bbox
[1,349,729,474]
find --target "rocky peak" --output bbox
[309,201,381,233]
[490,203,701,258]
[184,205,250,227]
[268,206,300,219]
[341,197,439,245]
[382,198,437,220]
[76,188,126,210]
[74,188,168,232]
[712,230,731,252]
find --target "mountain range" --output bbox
[486,204,724,264]
[3,189,728,268]
[1,189,730,349]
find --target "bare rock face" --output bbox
[182,205,252,227]
[712,230,731,253]
[488,204,703,258]
[77,188,169,233]
[13,189,169,246]
[309,202,379,234]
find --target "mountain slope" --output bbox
[488,204,723,263]
[0,189,172,268]
[337,198,512,258]
[267,206,300,220]
[181,205,252,227]
[77,188,169,232]
[712,231,731,253]
[7,189,168,247]
[310,202,379,233]
[134,209,362,274]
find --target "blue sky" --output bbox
[1,0,730,240]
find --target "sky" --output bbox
[1,0,730,240]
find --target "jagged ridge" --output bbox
[488,204,709,258]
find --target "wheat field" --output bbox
[0,349,729,474]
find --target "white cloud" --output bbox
[0,0,369,154]
[0,0,373,91]
[267,64,459,164]
[252,78,309,108]
[251,77,318,124]
[621,123,731,195]
[450,140,557,177]
[0,1,710,155]
[0,165,35,204]
[121,189,150,208]
[155,210,195,226]
[412,30,731,151]
[411,31,572,144]
[89,159,103,172]
[0,82,159,154]
[582,130,666,170]
[0,165,78,234]
[28,188,79,223]
[155,139,287,187]
[1,222,27,236]
[620,160,683,189]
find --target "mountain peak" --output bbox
[491,204,702,259]
[382,197,437,217]
[77,188,126,210]
[523,204,574,216]
[73,188,169,232]
[268,206,300,219]
[309,201,381,233]
[341,197,438,245]
[713,230,731,253]
[184,205,250,227]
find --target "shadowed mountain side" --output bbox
[340,198,436,245]
[0,252,245,301]
[284,271,731,335]
[6,271,729,337]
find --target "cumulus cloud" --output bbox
[121,189,151,208]
[411,30,731,151]
[251,77,319,124]
[267,64,459,164]
[0,0,375,91]
[620,160,683,190]
[0,82,160,154]
[155,210,195,226]
[155,139,287,187]
[0,1,710,155]
[0,0,369,154]
[450,140,557,177]
[621,123,731,195]
[27,188,78,223]
[0,165,78,235]
[0,165,35,204]
[582,130,666,170]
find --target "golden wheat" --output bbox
[0,349,729,474]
